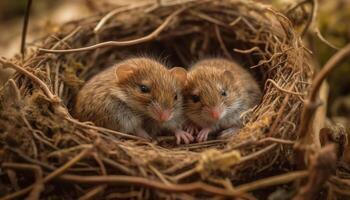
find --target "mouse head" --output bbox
[184,67,242,127]
[115,58,187,123]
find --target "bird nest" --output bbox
[0,0,316,199]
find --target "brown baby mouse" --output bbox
[73,57,194,144]
[184,58,261,142]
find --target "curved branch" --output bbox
[298,43,350,140]
[2,146,93,200]
[0,57,56,101]
[58,171,308,197]
[94,2,151,33]
[39,7,188,54]
[301,0,318,37]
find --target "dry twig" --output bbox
[296,43,350,162]
[293,144,336,200]
[20,0,33,55]
[39,7,188,54]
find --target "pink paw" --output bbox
[196,128,211,142]
[184,123,200,135]
[175,130,194,145]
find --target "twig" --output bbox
[214,25,232,59]
[295,42,350,169]
[102,157,135,175]
[51,26,82,50]
[172,168,198,182]
[105,191,141,199]
[234,47,260,54]
[297,43,350,140]
[238,144,277,163]
[175,143,279,181]
[5,169,19,192]
[94,3,151,33]
[58,174,237,197]
[47,144,92,158]
[189,10,228,27]
[301,0,318,37]
[49,35,72,49]
[250,52,284,69]
[229,16,242,27]
[79,186,106,200]
[44,146,93,183]
[286,0,317,37]
[20,0,33,56]
[3,154,308,198]
[39,7,188,54]
[2,146,93,200]
[57,170,308,196]
[9,79,35,142]
[7,147,55,170]
[78,153,107,200]
[234,170,308,194]
[65,117,141,140]
[149,165,171,185]
[241,16,257,33]
[2,163,44,200]
[0,57,56,101]
[286,0,309,15]
[258,137,295,145]
[8,79,21,100]
[293,144,336,200]
[265,79,305,96]
[314,28,340,50]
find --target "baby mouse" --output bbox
[184,58,261,142]
[73,57,193,144]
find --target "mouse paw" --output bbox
[175,130,194,145]
[183,123,199,135]
[135,128,152,140]
[218,127,239,139]
[196,128,211,142]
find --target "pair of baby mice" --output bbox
[73,57,261,144]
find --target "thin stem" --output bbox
[234,171,308,194]
[57,170,308,196]
[2,146,93,200]
[94,2,151,33]
[39,7,188,54]
[21,0,33,55]
[0,57,56,101]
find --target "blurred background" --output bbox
[0,0,349,129]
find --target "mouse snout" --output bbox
[158,109,172,122]
[151,103,173,122]
[208,107,223,120]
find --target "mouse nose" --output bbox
[209,107,222,120]
[158,110,172,122]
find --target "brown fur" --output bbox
[184,58,261,133]
[73,57,186,136]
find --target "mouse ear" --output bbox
[115,64,136,82]
[223,70,234,79]
[170,67,187,87]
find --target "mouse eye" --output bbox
[174,94,178,101]
[221,90,227,97]
[191,95,200,103]
[139,84,150,93]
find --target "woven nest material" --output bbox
[0,0,314,199]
